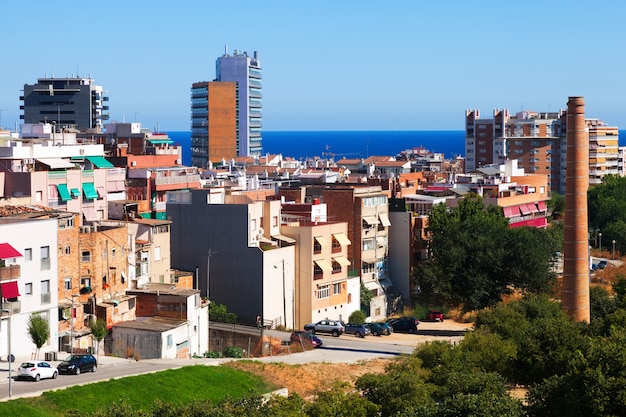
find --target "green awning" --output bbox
[56,184,72,202]
[86,156,114,169]
[147,139,174,145]
[70,188,81,198]
[82,182,98,200]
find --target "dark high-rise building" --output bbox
[21,76,109,132]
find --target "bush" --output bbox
[204,351,222,358]
[348,310,366,324]
[223,346,244,358]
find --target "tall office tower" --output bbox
[21,76,109,132]
[190,81,238,168]
[216,48,262,156]
[562,96,590,323]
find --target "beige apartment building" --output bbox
[281,220,360,329]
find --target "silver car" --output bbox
[303,319,345,337]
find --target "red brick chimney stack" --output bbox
[561,96,590,322]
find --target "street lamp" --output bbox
[599,232,602,255]
[613,240,616,266]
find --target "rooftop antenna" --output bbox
[225,44,228,55]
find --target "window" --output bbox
[41,280,51,304]
[63,246,71,255]
[332,259,341,274]
[333,283,341,295]
[36,191,43,202]
[362,239,376,251]
[111,248,116,257]
[25,282,33,295]
[167,334,173,348]
[317,285,330,299]
[313,262,323,280]
[64,278,71,290]
[155,246,161,261]
[102,250,107,260]
[25,248,32,261]
[331,236,341,253]
[81,250,91,262]
[81,277,91,288]
[313,239,322,254]
[40,246,50,271]
[272,216,278,227]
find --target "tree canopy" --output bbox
[588,174,626,253]
[28,314,50,360]
[415,197,560,311]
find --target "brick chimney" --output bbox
[561,96,590,322]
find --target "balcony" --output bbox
[0,264,20,281]
[0,301,21,315]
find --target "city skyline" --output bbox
[2,1,625,132]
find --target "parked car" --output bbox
[290,330,323,348]
[303,320,344,337]
[376,321,393,335]
[388,316,420,333]
[598,260,609,269]
[364,322,387,336]
[425,310,445,322]
[58,354,97,375]
[344,323,371,338]
[17,361,58,381]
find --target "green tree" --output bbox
[209,302,237,323]
[348,310,366,324]
[417,197,559,311]
[474,295,587,385]
[548,192,565,219]
[306,388,380,417]
[90,317,108,360]
[27,314,49,360]
[360,284,373,310]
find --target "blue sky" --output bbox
[2,1,625,132]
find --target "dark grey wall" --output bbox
[168,190,264,325]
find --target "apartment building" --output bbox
[190,81,238,168]
[280,203,359,329]
[190,48,262,165]
[278,185,391,321]
[21,76,109,132]
[0,217,59,358]
[465,107,620,194]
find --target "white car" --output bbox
[17,361,58,381]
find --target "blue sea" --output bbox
[168,130,626,167]
[168,131,467,167]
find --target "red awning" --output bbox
[0,243,22,259]
[503,206,519,218]
[537,201,547,211]
[527,203,539,213]
[0,281,20,299]
[519,204,531,215]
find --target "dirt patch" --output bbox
[224,358,391,400]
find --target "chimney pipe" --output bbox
[561,96,590,322]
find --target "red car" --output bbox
[426,311,444,322]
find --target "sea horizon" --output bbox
[168,130,626,168]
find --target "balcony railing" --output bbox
[0,301,21,314]
[0,264,20,281]
[41,292,51,304]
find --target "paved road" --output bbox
[0,320,472,401]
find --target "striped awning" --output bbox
[519,204,531,215]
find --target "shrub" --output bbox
[223,346,244,358]
[348,310,366,324]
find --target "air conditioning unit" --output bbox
[131,161,137,167]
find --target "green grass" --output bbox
[0,365,275,416]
